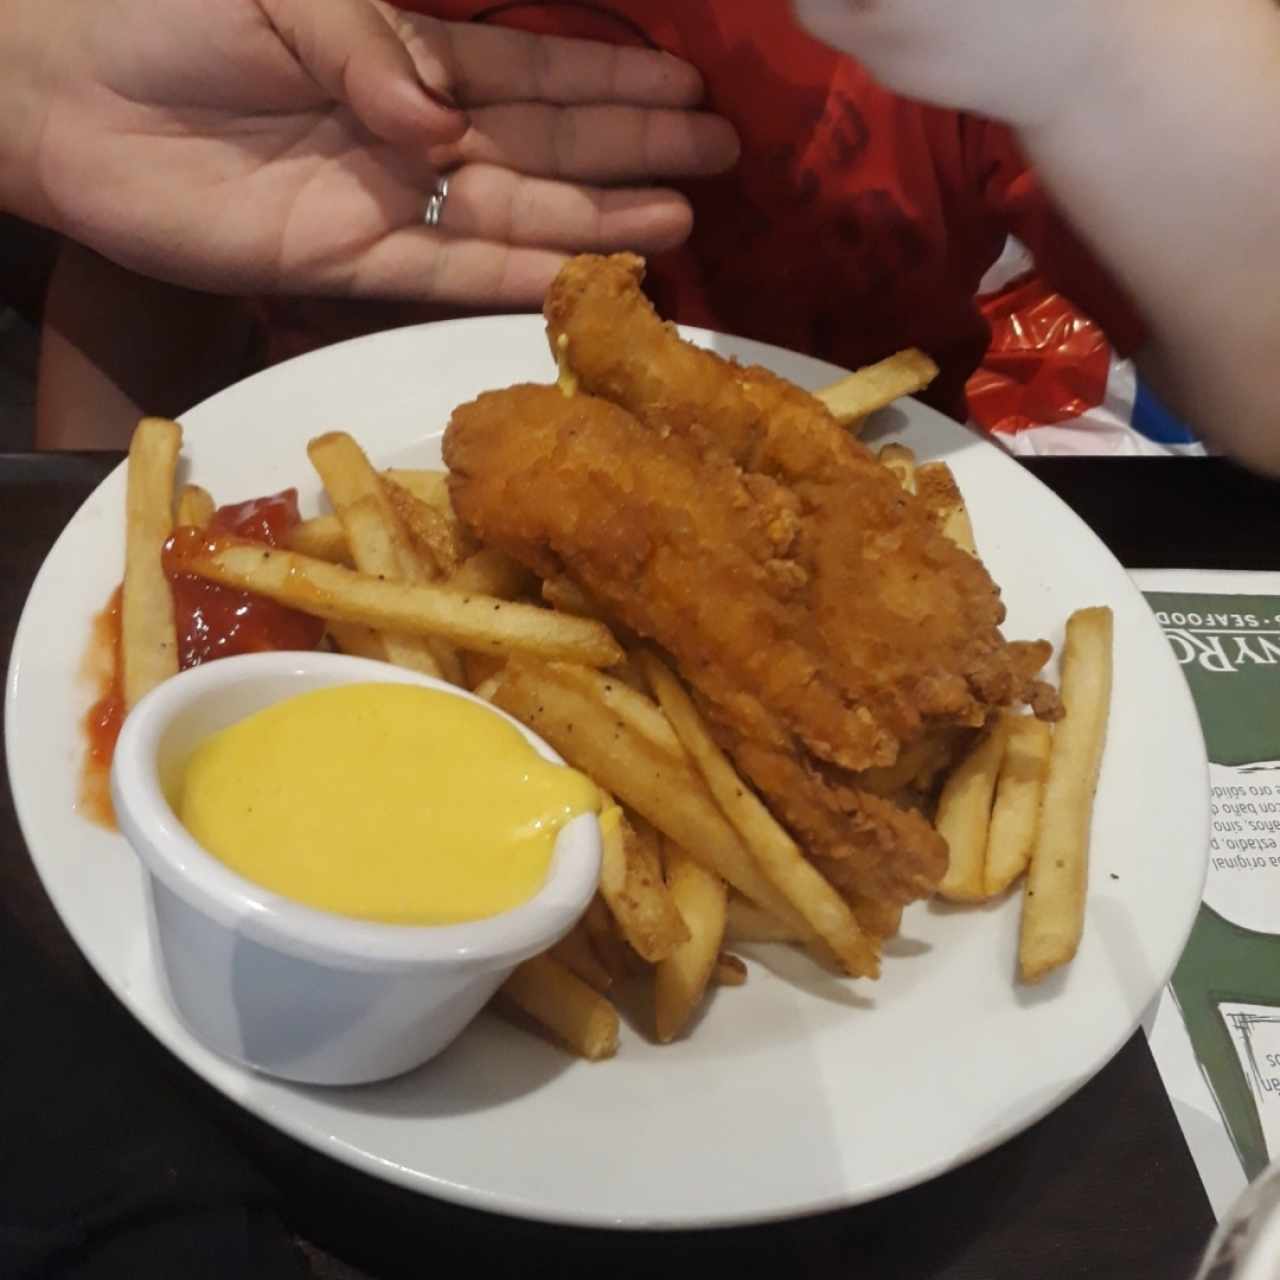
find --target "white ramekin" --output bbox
[110,651,601,1085]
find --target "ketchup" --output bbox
[163,490,325,667]
[80,586,125,827]
[80,489,326,827]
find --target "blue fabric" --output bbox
[1132,380,1199,445]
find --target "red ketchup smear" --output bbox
[81,490,326,828]
[162,489,325,667]
[80,586,125,827]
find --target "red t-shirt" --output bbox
[264,1,1144,418]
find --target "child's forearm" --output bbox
[1018,3,1280,469]
[794,0,1280,469]
[37,244,258,450]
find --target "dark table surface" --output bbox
[5,451,1277,1280]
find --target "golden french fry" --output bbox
[549,922,613,994]
[916,461,976,554]
[725,894,805,944]
[177,543,623,666]
[637,651,878,978]
[325,619,390,662]
[812,349,939,428]
[382,467,450,511]
[382,466,471,569]
[1020,607,1113,982]
[122,417,181,709]
[713,953,748,987]
[500,953,619,1060]
[383,475,470,575]
[331,497,447,680]
[547,661,685,759]
[936,718,1011,902]
[175,484,215,530]
[597,805,689,963]
[470,671,505,703]
[285,514,351,565]
[878,443,917,493]
[655,840,727,1043]
[463,650,505,691]
[985,715,1053,896]
[942,505,977,556]
[309,432,463,681]
[492,660,807,931]
[582,894,640,982]
[447,548,534,600]
[542,575,602,620]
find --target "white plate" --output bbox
[7,316,1209,1229]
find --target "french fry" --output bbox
[325,619,391,662]
[285,514,351,565]
[1020,607,1114,982]
[582,894,640,982]
[501,953,619,1060]
[547,661,685,759]
[447,548,534,600]
[597,805,689,963]
[176,543,624,666]
[655,840,727,1042]
[382,467,450,511]
[878,443,917,493]
[470,671,506,703]
[936,718,1011,902]
[122,418,181,709]
[309,432,462,681]
[492,660,808,932]
[812,348,939,429]
[309,435,425,573]
[713,953,748,987]
[463,650,505,691]
[725,894,805,944]
[916,461,977,554]
[549,922,613,994]
[175,484,215,530]
[287,500,522,588]
[330,497,448,680]
[381,468,471,567]
[637,651,878,978]
[985,715,1053,896]
[383,475,470,575]
[542,575,603,620]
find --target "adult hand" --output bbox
[6,0,738,305]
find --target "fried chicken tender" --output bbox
[444,385,948,905]
[546,254,1055,747]
[445,254,1058,917]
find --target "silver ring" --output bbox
[423,174,449,228]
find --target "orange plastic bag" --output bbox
[966,274,1111,435]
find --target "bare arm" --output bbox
[794,0,1280,472]
[36,244,258,451]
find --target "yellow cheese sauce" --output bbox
[178,683,599,924]
[555,333,579,397]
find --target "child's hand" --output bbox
[791,0,1121,127]
[3,0,738,307]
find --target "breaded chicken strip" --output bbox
[545,253,1055,750]
[444,384,948,905]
